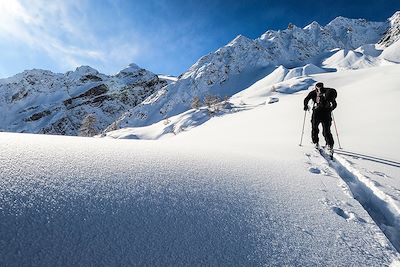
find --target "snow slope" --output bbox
[1,64,400,265]
[381,39,400,63]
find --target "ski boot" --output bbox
[328,145,334,160]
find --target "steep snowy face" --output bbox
[256,17,387,66]
[0,65,167,135]
[379,11,400,47]
[324,17,386,48]
[182,35,272,81]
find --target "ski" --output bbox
[316,146,334,161]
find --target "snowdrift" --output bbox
[381,40,400,63]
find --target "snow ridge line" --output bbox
[319,149,400,252]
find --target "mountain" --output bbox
[0,64,167,135]
[0,12,399,136]
[108,12,398,131]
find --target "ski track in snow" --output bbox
[313,148,400,252]
[304,151,400,266]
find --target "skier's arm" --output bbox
[303,91,314,110]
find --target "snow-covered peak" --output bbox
[227,34,254,47]
[304,21,322,30]
[120,63,142,73]
[114,63,159,84]
[64,65,102,82]
[21,68,56,76]
[17,69,58,80]
[327,16,359,27]
[0,68,61,86]
[389,11,400,25]
[115,63,156,79]
[74,65,99,75]
[325,16,386,48]
[259,30,277,40]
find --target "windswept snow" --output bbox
[319,149,400,251]
[323,49,381,70]
[1,123,399,265]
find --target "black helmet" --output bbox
[315,82,324,88]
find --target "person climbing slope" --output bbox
[303,82,337,153]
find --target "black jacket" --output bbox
[304,87,337,112]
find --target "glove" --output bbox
[303,105,309,111]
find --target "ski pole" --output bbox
[299,110,307,146]
[332,113,342,149]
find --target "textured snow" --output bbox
[1,100,399,266]
[322,49,382,70]
[319,149,400,251]
[105,64,400,249]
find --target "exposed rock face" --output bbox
[379,11,400,47]
[0,64,167,135]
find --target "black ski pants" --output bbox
[311,110,334,147]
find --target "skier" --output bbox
[303,82,337,153]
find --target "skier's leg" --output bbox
[322,114,334,148]
[311,112,320,145]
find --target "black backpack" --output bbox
[315,88,337,109]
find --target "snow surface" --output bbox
[381,39,400,63]
[2,64,400,265]
[1,10,400,267]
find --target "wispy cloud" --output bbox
[0,0,140,72]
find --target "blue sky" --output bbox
[0,0,399,78]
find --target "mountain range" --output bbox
[1,11,399,136]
